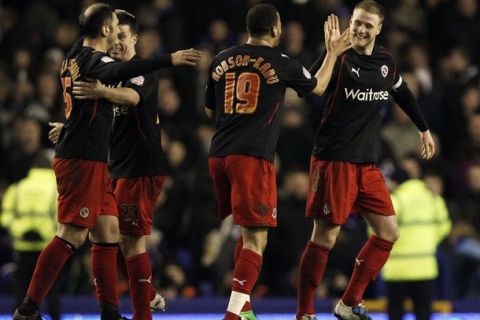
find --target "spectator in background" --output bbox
[282,21,315,67]
[1,153,59,319]
[383,158,451,320]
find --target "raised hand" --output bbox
[48,122,64,144]
[72,79,106,100]
[171,48,203,66]
[420,130,435,160]
[324,14,352,56]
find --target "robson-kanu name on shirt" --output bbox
[211,55,279,84]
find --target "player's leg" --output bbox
[115,176,166,319]
[221,155,276,320]
[225,226,267,320]
[296,159,356,320]
[233,236,255,318]
[296,219,340,319]
[90,213,123,320]
[14,223,87,319]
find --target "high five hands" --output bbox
[324,14,352,56]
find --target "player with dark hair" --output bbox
[205,4,351,320]
[295,1,435,320]
[13,3,201,320]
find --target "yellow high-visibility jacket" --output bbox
[1,168,57,251]
[382,179,451,281]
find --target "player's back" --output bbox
[206,44,316,163]
[56,40,116,162]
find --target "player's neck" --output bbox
[352,43,375,56]
[123,50,136,61]
[83,37,108,53]
[247,36,274,47]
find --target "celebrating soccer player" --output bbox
[204,4,351,320]
[295,1,435,320]
[14,3,200,320]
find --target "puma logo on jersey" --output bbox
[138,276,152,284]
[344,88,389,101]
[355,258,364,266]
[233,278,246,286]
[351,67,360,77]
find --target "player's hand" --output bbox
[171,48,202,66]
[324,14,351,56]
[419,130,435,160]
[48,122,64,144]
[73,79,105,100]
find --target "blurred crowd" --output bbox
[1,0,480,304]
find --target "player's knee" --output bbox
[311,234,336,249]
[57,226,89,249]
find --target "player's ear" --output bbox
[376,23,382,35]
[101,25,110,37]
[132,34,138,45]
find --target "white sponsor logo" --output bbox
[355,258,364,266]
[272,208,277,219]
[138,276,152,284]
[281,53,290,58]
[351,67,360,77]
[113,105,129,116]
[344,88,389,101]
[129,75,145,86]
[381,65,389,78]
[101,56,115,63]
[80,207,89,218]
[323,203,331,215]
[302,67,312,79]
[233,278,246,286]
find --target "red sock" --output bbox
[92,243,119,307]
[126,253,153,319]
[297,241,329,316]
[233,237,251,312]
[224,311,239,320]
[117,250,128,279]
[27,236,74,303]
[231,249,262,294]
[342,235,393,306]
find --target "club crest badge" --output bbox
[381,65,388,78]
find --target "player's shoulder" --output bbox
[374,46,396,65]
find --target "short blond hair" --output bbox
[354,0,385,22]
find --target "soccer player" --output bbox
[13,3,200,320]
[204,4,351,320]
[69,10,170,319]
[295,2,435,320]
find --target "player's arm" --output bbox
[73,79,140,107]
[204,62,216,119]
[390,79,435,159]
[90,48,202,83]
[311,14,351,96]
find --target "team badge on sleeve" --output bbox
[101,56,115,63]
[381,65,388,78]
[129,75,145,86]
[303,67,312,79]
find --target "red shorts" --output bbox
[54,158,117,229]
[306,158,395,224]
[209,155,277,227]
[111,176,165,236]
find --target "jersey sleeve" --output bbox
[282,56,317,96]
[124,73,154,106]
[87,53,172,83]
[205,61,216,110]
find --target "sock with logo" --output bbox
[224,249,262,318]
[24,236,75,307]
[118,250,157,302]
[233,236,253,313]
[342,235,393,306]
[126,252,153,319]
[92,243,119,308]
[297,241,329,316]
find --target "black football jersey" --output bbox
[56,39,171,162]
[206,44,317,162]
[109,56,167,178]
[311,46,403,163]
